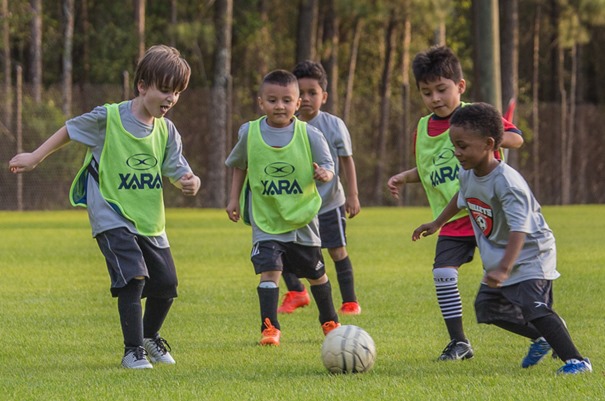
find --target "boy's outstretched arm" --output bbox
[226,167,246,222]
[387,167,420,199]
[174,172,201,196]
[339,156,360,218]
[412,192,461,241]
[9,126,71,173]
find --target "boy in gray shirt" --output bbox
[10,45,200,369]
[225,70,340,346]
[412,103,591,375]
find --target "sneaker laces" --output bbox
[441,339,458,354]
[132,346,147,361]
[150,337,172,355]
[262,318,279,336]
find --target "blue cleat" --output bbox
[556,358,592,375]
[522,337,552,368]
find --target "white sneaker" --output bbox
[121,346,153,369]
[143,336,176,364]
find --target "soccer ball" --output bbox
[321,325,376,374]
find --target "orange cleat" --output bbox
[259,318,281,346]
[277,289,311,314]
[339,301,362,315]
[322,320,341,336]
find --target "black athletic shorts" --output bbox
[433,235,476,269]
[250,240,326,280]
[474,279,554,325]
[96,227,178,298]
[318,205,347,249]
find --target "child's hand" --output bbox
[483,269,509,288]
[9,153,39,173]
[345,195,361,218]
[387,173,406,199]
[412,222,440,241]
[313,162,333,183]
[178,172,201,196]
[226,200,240,222]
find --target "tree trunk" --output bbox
[557,42,567,205]
[170,0,177,47]
[400,10,412,206]
[296,0,318,62]
[2,0,11,129]
[373,16,396,204]
[135,0,146,60]
[531,6,541,199]
[321,0,339,114]
[62,0,74,117]
[342,16,362,126]
[30,0,42,103]
[472,0,501,110]
[499,0,519,167]
[208,0,232,208]
[563,43,577,204]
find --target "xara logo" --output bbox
[126,154,158,170]
[118,173,163,190]
[430,165,459,187]
[261,179,303,195]
[264,162,295,178]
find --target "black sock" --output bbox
[335,257,357,303]
[282,271,305,292]
[310,281,338,324]
[490,319,543,339]
[143,297,174,339]
[117,279,145,350]
[257,286,280,331]
[444,318,467,343]
[531,314,583,361]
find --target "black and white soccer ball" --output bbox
[321,325,376,374]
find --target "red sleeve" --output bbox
[502,116,521,134]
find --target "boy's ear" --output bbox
[457,79,466,94]
[322,91,328,105]
[486,136,496,150]
[257,96,264,111]
[137,80,147,94]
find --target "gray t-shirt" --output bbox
[458,162,559,286]
[306,111,352,213]
[225,117,334,246]
[65,101,193,245]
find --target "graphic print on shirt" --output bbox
[430,148,459,188]
[466,197,493,237]
[262,162,302,195]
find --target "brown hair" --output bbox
[133,45,191,96]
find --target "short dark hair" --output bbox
[450,103,503,149]
[292,60,328,91]
[259,69,299,96]
[412,46,463,88]
[262,69,299,87]
[133,45,190,96]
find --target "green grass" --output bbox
[1,206,604,400]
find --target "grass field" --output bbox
[1,206,604,400]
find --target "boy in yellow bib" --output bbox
[9,45,201,369]
[226,70,340,346]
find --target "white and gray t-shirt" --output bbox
[458,162,559,286]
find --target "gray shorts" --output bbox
[96,227,178,298]
[251,240,326,280]
[434,235,476,269]
[474,279,554,325]
[318,205,347,249]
